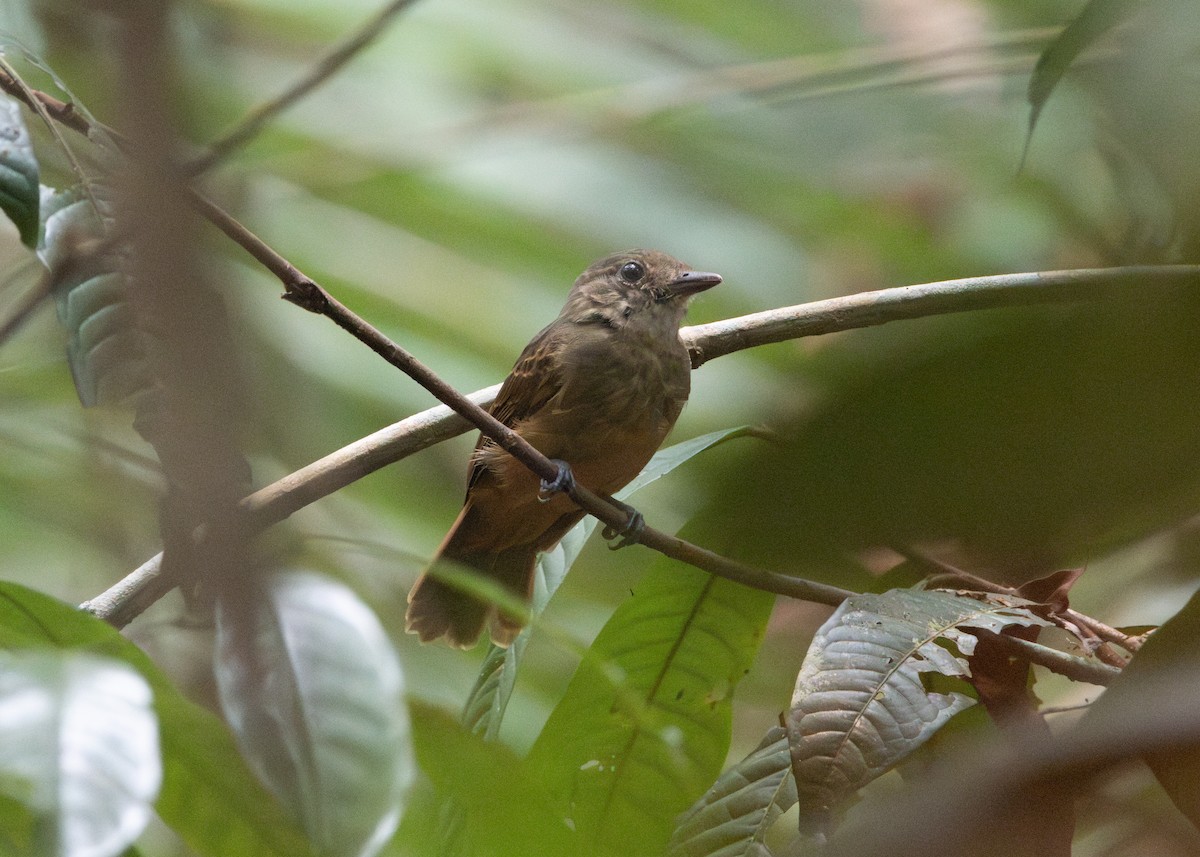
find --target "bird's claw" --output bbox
[538,460,575,502]
[603,501,645,550]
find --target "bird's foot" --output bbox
[603,498,645,550]
[538,459,576,502]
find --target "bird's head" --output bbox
[561,249,722,331]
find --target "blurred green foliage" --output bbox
[2,0,1200,854]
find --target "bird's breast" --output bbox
[562,325,690,428]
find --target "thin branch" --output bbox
[0,65,97,138]
[972,629,1120,686]
[1063,609,1144,653]
[186,0,421,174]
[189,192,314,290]
[83,284,857,626]
[682,265,1200,368]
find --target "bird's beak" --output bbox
[669,270,723,298]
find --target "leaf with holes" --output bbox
[214,571,413,857]
[786,588,1049,833]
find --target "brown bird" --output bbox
[405,250,722,648]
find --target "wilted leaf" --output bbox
[0,651,159,857]
[786,588,1049,832]
[214,571,413,857]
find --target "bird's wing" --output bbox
[467,323,565,491]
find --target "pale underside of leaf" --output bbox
[786,588,1049,830]
[0,651,160,857]
[667,726,797,857]
[215,571,413,857]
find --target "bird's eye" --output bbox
[619,261,645,283]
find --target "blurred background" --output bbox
[2,0,1199,852]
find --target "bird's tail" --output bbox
[405,510,536,648]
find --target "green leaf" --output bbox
[728,295,1200,580]
[0,583,315,857]
[1111,588,1200,830]
[38,187,150,408]
[409,700,576,856]
[0,96,39,247]
[525,552,774,856]
[667,726,796,857]
[1024,0,1138,156]
[0,651,159,857]
[463,426,757,740]
[0,7,47,55]
[786,588,1048,833]
[214,571,413,857]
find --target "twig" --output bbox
[0,65,97,138]
[971,629,1119,686]
[186,0,421,174]
[83,289,857,625]
[189,193,314,291]
[1063,609,1144,653]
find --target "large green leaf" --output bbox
[0,583,315,857]
[214,571,413,857]
[1108,588,1200,830]
[724,293,1200,581]
[408,700,576,857]
[462,426,756,740]
[0,95,38,247]
[0,651,159,857]
[525,549,774,856]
